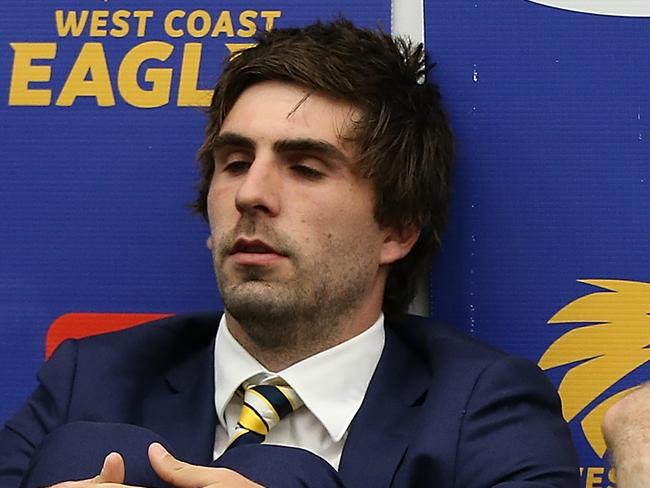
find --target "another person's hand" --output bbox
[603,382,650,488]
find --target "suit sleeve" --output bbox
[454,355,580,487]
[0,339,78,487]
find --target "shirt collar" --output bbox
[214,313,385,442]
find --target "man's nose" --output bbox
[234,158,281,217]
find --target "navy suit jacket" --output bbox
[0,313,579,487]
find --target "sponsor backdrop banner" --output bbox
[0,0,389,423]
[2,0,648,483]
[427,0,648,484]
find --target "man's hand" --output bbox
[603,382,650,488]
[49,451,133,487]
[47,444,261,488]
[148,443,263,487]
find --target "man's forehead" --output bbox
[219,81,360,154]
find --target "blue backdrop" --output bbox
[427,1,648,480]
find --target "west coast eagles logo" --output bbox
[538,279,650,457]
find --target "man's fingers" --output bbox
[48,452,127,487]
[148,443,262,487]
[95,452,126,484]
[148,443,215,486]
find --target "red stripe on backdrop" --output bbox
[45,313,175,359]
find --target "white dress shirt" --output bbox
[213,314,385,469]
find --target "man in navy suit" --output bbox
[0,19,580,487]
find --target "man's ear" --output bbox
[379,224,420,265]
[206,236,214,250]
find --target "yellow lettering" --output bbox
[110,10,131,38]
[9,43,56,106]
[585,467,604,488]
[211,10,234,37]
[164,10,185,38]
[89,10,109,37]
[177,43,212,107]
[608,467,617,486]
[225,43,256,55]
[187,10,211,38]
[237,10,257,38]
[261,11,281,31]
[54,10,89,37]
[56,43,115,106]
[133,10,154,37]
[118,41,173,108]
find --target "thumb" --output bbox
[95,452,125,483]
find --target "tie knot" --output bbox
[227,376,304,452]
[241,382,302,432]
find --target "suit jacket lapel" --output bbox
[142,331,217,466]
[338,321,428,488]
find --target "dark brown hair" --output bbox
[194,18,454,316]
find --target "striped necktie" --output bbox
[226,377,303,451]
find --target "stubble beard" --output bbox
[212,222,375,356]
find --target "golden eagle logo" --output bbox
[538,279,650,457]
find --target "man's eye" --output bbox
[223,160,251,174]
[291,165,324,179]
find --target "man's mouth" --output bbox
[228,238,287,266]
[230,238,283,255]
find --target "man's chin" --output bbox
[221,280,307,322]
[219,260,289,282]
[221,281,279,308]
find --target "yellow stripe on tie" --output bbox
[238,404,269,435]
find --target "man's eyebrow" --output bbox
[273,138,350,165]
[211,133,351,166]
[211,132,255,152]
